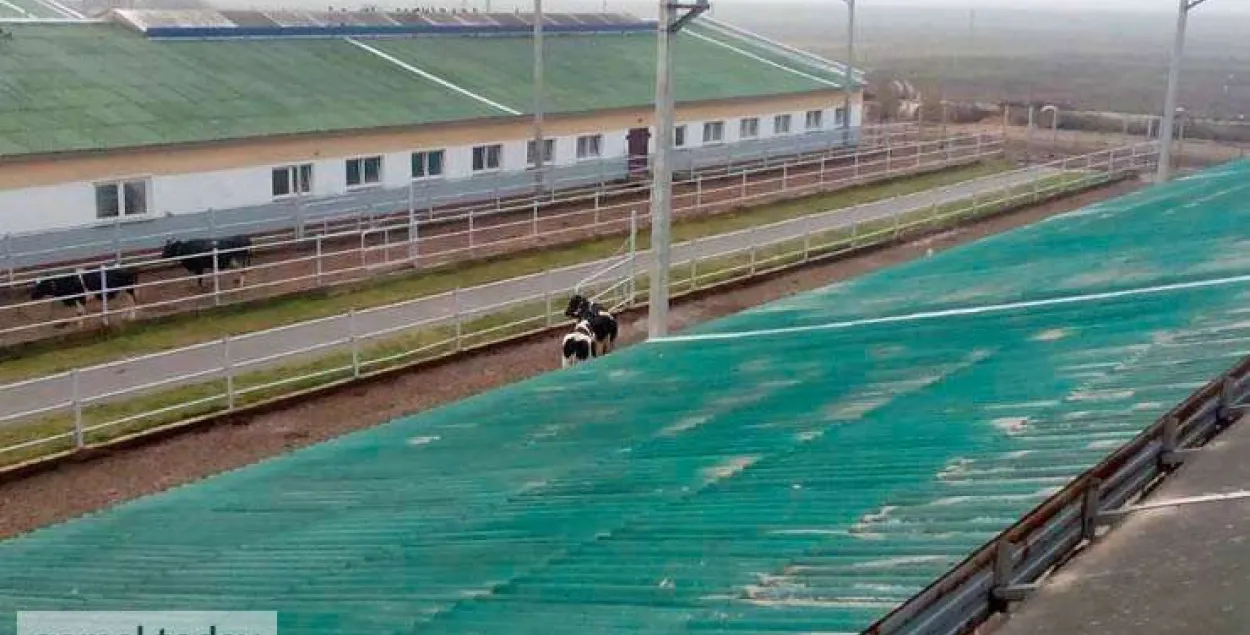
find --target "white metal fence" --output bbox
[0,130,1000,344]
[0,142,1158,465]
[0,124,919,274]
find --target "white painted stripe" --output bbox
[684,30,844,90]
[653,272,1250,345]
[31,0,81,19]
[1117,490,1250,514]
[701,17,860,81]
[0,0,33,17]
[344,38,522,116]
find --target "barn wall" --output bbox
[0,90,863,236]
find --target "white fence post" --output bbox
[71,369,84,449]
[543,270,553,327]
[468,208,476,252]
[223,335,235,410]
[803,231,811,262]
[532,201,540,238]
[453,288,462,351]
[696,175,704,211]
[749,227,758,275]
[741,170,748,199]
[2,233,12,284]
[98,263,109,327]
[349,309,361,378]
[689,238,699,290]
[818,157,827,184]
[211,246,221,307]
[315,235,324,286]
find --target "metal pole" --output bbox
[648,0,675,339]
[1158,0,1199,182]
[349,309,360,378]
[98,263,109,327]
[211,246,221,307]
[628,206,638,305]
[532,0,546,193]
[223,336,235,410]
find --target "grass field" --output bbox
[0,169,1114,469]
[0,160,1011,384]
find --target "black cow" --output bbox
[564,294,618,357]
[161,235,254,288]
[30,267,139,326]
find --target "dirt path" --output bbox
[0,178,1142,539]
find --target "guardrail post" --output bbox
[223,335,235,410]
[349,309,361,378]
[453,288,462,352]
[359,229,367,270]
[1081,477,1104,541]
[1160,415,1183,467]
[991,540,1024,607]
[1218,376,1240,426]
[315,235,324,286]
[98,263,110,327]
[71,369,84,449]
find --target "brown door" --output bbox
[626,127,651,178]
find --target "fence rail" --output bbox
[0,142,1158,467]
[0,131,1000,345]
[0,123,920,274]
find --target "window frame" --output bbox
[271,163,313,199]
[774,114,793,135]
[526,139,556,168]
[674,125,687,148]
[346,155,384,189]
[411,149,446,180]
[702,121,726,145]
[94,177,152,221]
[575,134,604,161]
[472,144,504,173]
[834,106,848,127]
[739,117,760,140]
[805,110,825,132]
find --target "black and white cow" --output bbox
[564,294,618,357]
[561,324,594,368]
[30,267,139,326]
[161,235,254,288]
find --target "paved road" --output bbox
[0,166,1061,431]
[993,415,1250,635]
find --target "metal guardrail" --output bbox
[0,143,1155,467]
[864,335,1249,635]
[0,132,996,344]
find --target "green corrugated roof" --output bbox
[2,161,1250,634]
[0,0,67,20]
[0,23,842,157]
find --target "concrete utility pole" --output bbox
[841,0,855,143]
[648,0,709,340]
[532,0,546,192]
[1157,0,1211,182]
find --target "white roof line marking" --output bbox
[653,272,1250,345]
[0,0,33,18]
[345,37,522,116]
[684,29,844,90]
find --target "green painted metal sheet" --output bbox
[2,161,1250,634]
[0,24,840,158]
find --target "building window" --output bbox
[576,134,603,160]
[346,156,382,188]
[473,144,503,172]
[702,121,725,144]
[740,117,760,139]
[95,179,149,219]
[805,110,824,131]
[835,107,848,126]
[272,164,312,198]
[411,150,445,179]
[526,139,555,167]
[774,114,793,135]
[674,125,687,148]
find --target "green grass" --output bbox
[0,160,1011,384]
[0,170,1109,469]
